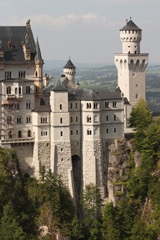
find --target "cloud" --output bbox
[6,13,119,31]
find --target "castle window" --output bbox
[106,115,109,121]
[17,116,22,124]
[26,115,31,123]
[60,131,63,136]
[76,130,78,135]
[60,118,63,124]
[71,130,73,135]
[35,71,38,77]
[87,129,92,135]
[136,84,138,88]
[5,71,12,79]
[15,103,20,110]
[70,103,72,109]
[76,116,78,122]
[26,86,31,94]
[19,87,22,95]
[87,116,91,123]
[15,88,18,94]
[87,103,91,109]
[18,130,22,138]
[9,104,14,110]
[19,71,25,78]
[26,101,31,109]
[132,73,136,77]
[114,114,116,121]
[60,104,62,110]
[105,102,109,108]
[106,128,109,134]
[135,93,139,99]
[41,129,47,136]
[7,116,12,124]
[8,131,12,138]
[114,128,117,133]
[94,115,99,123]
[75,103,78,109]
[28,130,31,137]
[70,117,73,123]
[94,102,99,109]
[113,101,117,108]
[6,86,11,94]
[41,116,47,123]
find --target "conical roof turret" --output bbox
[120,18,141,31]
[35,38,43,61]
[63,58,76,69]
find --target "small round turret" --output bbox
[63,58,76,84]
[120,18,142,54]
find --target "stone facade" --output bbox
[0,19,148,203]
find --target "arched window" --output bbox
[41,129,47,136]
[26,86,30,94]
[19,87,22,94]
[87,129,92,135]
[18,130,22,138]
[41,115,47,123]
[26,101,31,109]
[7,116,12,124]
[28,130,31,137]
[17,116,22,124]
[6,86,11,94]
[26,115,31,123]
[15,87,18,94]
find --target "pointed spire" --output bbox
[63,58,76,69]
[35,37,43,61]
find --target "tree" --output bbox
[129,98,152,130]
[81,184,102,240]
[0,203,27,240]
[102,203,120,240]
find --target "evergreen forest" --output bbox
[1,98,160,239]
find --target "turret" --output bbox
[34,38,44,94]
[63,58,76,85]
[120,18,142,54]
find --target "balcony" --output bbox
[6,94,23,100]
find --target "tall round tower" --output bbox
[63,58,76,84]
[114,18,148,107]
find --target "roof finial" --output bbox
[126,19,128,24]
[130,17,132,20]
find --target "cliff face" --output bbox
[107,138,142,205]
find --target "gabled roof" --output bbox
[0,22,36,62]
[63,59,76,69]
[120,19,141,31]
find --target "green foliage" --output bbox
[129,98,152,130]
[0,203,27,240]
[81,184,102,240]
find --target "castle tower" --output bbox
[114,18,148,107]
[34,38,44,103]
[63,58,76,85]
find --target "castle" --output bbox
[0,19,148,201]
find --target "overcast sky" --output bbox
[1,0,160,65]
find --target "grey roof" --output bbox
[68,88,122,101]
[35,38,43,61]
[0,23,36,62]
[32,104,51,113]
[63,59,76,69]
[120,19,141,31]
[43,76,68,94]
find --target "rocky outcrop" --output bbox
[107,138,142,205]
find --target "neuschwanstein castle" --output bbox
[0,19,148,200]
